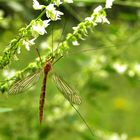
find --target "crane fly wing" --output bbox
[52,73,82,105]
[9,70,43,95]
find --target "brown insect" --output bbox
[8,57,82,124]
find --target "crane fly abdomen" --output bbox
[39,60,52,124]
[39,73,48,124]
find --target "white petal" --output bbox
[22,40,30,51]
[72,40,79,46]
[102,16,110,24]
[32,24,46,35]
[17,47,21,54]
[25,44,30,51]
[46,4,63,21]
[106,0,115,9]
[85,17,93,22]
[29,38,36,45]
[33,0,43,10]
[94,6,103,14]
[39,28,46,35]
[46,4,55,11]
[43,20,50,28]
[54,0,62,6]
[95,16,102,23]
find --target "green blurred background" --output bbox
[0,0,140,140]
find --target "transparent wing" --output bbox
[9,70,43,95]
[52,73,82,105]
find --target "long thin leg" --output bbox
[51,24,54,57]
[35,47,43,65]
[71,104,95,137]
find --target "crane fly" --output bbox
[8,49,96,137]
[39,60,51,124]
[8,56,82,124]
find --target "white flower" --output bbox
[46,4,55,11]
[3,70,16,79]
[54,10,64,20]
[113,62,128,74]
[94,5,103,14]
[102,16,110,24]
[33,0,44,10]
[72,40,79,46]
[43,19,50,28]
[85,17,94,22]
[95,15,110,24]
[22,40,30,51]
[32,20,50,35]
[17,47,21,54]
[54,0,62,6]
[93,5,110,24]
[27,38,36,46]
[46,4,64,21]
[22,38,35,51]
[32,24,46,35]
[85,17,98,26]
[95,16,102,23]
[64,0,73,3]
[106,0,115,9]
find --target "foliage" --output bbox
[0,0,140,140]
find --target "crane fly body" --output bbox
[7,50,95,137]
[39,60,51,124]
[8,57,82,124]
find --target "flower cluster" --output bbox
[33,0,64,21]
[18,0,65,52]
[105,0,115,9]
[0,0,70,69]
[53,5,111,56]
